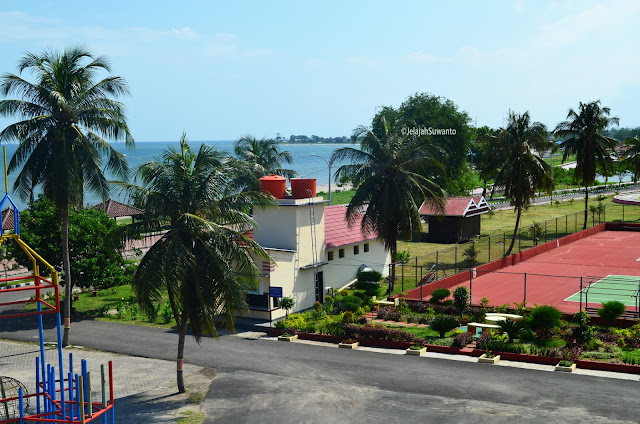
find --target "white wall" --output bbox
[322,240,390,290]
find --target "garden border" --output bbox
[265,329,640,375]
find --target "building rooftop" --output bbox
[92,199,145,219]
[324,205,377,249]
[419,196,490,218]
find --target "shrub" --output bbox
[430,288,451,304]
[453,286,469,314]
[571,311,594,345]
[528,305,562,332]
[497,319,526,343]
[598,301,626,321]
[340,295,364,312]
[429,315,460,338]
[323,296,335,315]
[357,269,383,283]
[354,281,382,297]
[342,311,354,323]
[342,324,416,342]
[377,307,401,321]
[451,332,474,348]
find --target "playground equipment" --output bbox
[0,146,116,423]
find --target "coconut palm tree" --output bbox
[0,46,133,346]
[234,135,295,187]
[554,101,619,229]
[493,111,553,256]
[122,134,272,392]
[623,137,640,183]
[331,116,446,293]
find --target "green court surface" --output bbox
[566,275,640,307]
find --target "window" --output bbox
[354,245,359,255]
[364,243,370,253]
[328,251,334,261]
[338,248,345,258]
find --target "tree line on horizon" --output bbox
[1,45,640,391]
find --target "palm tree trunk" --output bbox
[61,202,72,347]
[177,310,188,393]
[505,206,521,256]
[583,186,589,230]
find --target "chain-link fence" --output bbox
[389,202,640,295]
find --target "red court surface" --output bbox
[405,229,640,314]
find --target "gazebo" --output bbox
[92,199,145,222]
[419,196,491,243]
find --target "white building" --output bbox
[242,177,390,320]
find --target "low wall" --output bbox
[401,223,609,301]
[266,328,640,374]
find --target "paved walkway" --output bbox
[0,339,214,423]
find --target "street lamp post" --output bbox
[311,154,332,205]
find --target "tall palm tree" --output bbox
[234,135,295,187]
[331,116,446,293]
[0,46,133,346]
[622,137,640,183]
[493,111,553,256]
[554,101,619,229]
[123,134,272,393]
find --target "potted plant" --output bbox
[555,360,577,372]
[406,343,427,356]
[478,351,500,364]
[339,338,359,349]
[278,327,298,342]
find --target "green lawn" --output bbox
[317,189,355,205]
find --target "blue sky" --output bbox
[0,0,638,141]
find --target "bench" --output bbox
[485,313,524,320]
[467,322,502,335]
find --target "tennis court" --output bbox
[403,225,640,315]
[565,275,640,307]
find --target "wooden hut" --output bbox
[419,196,490,243]
[92,199,145,222]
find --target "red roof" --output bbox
[1,208,15,230]
[324,205,378,249]
[92,199,144,218]
[419,196,490,217]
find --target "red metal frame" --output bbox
[0,275,59,320]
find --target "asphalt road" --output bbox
[0,316,638,423]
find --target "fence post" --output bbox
[469,269,473,305]
[503,233,506,256]
[555,217,558,239]
[454,245,458,274]
[580,277,583,311]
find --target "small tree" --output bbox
[430,288,451,304]
[462,242,479,267]
[497,319,526,343]
[453,286,469,316]
[528,305,562,334]
[280,296,295,317]
[598,301,626,322]
[429,315,459,338]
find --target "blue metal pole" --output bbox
[68,371,74,421]
[56,313,65,419]
[75,374,81,419]
[82,359,88,416]
[19,387,24,424]
[44,364,50,418]
[36,357,41,415]
[37,302,46,396]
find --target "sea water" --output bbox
[0,140,356,210]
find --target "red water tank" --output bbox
[291,178,317,199]
[259,175,286,199]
